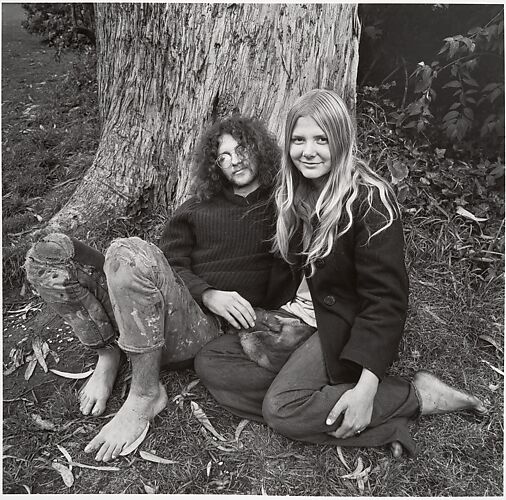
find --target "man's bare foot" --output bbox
[84,381,168,462]
[413,370,487,416]
[79,346,122,416]
[390,440,403,458]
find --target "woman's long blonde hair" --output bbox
[274,89,399,275]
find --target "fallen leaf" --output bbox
[139,450,178,464]
[31,414,57,431]
[52,461,74,487]
[119,422,149,456]
[208,441,238,452]
[489,383,501,392]
[340,457,366,479]
[3,366,17,376]
[24,359,38,380]
[481,359,504,376]
[422,305,445,324]
[3,455,27,461]
[261,484,268,495]
[70,461,120,471]
[49,350,60,364]
[234,419,249,442]
[336,446,351,472]
[32,337,48,373]
[456,206,488,223]
[100,412,118,419]
[56,444,73,468]
[50,368,94,379]
[3,397,31,403]
[357,476,366,493]
[206,460,212,477]
[191,401,227,441]
[143,483,157,494]
[184,379,200,393]
[42,341,50,356]
[479,335,503,353]
[4,347,25,375]
[22,484,31,494]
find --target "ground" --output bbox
[2,3,504,496]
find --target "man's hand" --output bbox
[202,289,256,329]
[326,368,379,439]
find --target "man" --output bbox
[24,115,296,462]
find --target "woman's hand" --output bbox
[326,368,379,439]
[202,289,256,329]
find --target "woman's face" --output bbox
[289,116,332,184]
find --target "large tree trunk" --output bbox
[49,3,360,233]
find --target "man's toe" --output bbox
[91,399,107,416]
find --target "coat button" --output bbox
[323,295,336,306]
[315,258,325,268]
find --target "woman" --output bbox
[195,90,486,456]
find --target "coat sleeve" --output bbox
[339,190,409,380]
[158,199,212,306]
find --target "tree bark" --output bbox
[48,3,360,233]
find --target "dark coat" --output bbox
[292,188,409,384]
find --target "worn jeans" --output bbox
[25,233,222,364]
[195,332,420,454]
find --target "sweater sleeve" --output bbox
[158,199,213,306]
[339,190,409,380]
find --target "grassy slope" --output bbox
[2,6,504,496]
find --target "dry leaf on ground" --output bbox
[52,461,74,487]
[31,414,57,431]
[184,379,200,393]
[234,419,249,442]
[50,368,94,379]
[456,206,488,223]
[32,336,48,372]
[479,335,503,353]
[143,483,158,494]
[3,347,25,375]
[139,450,178,464]
[24,358,38,380]
[56,444,72,468]
[191,401,227,441]
[481,359,504,376]
[336,446,351,472]
[119,422,150,456]
[71,461,120,471]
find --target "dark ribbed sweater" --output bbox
[158,187,292,308]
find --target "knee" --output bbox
[104,237,150,288]
[194,335,242,389]
[262,386,304,439]
[194,341,221,385]
[25,232,74,284]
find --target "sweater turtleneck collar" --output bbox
[222,185,270,206]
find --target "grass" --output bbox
[2,3,99,287]
[2,8,504,496]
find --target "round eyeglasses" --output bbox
[215,145,248,170]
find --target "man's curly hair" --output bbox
[191,115,281,200]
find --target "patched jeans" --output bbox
[25,233,222,364]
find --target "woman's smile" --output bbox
[289,116,332,181]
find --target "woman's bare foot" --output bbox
[79,346,122,416]
[413,370,487,416]
[84,381,168,462]
[390,440,403,458]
